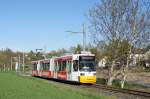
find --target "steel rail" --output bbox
[82,84,150,97]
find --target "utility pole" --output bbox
[4,64,5,72]
[11,57,13,71]
[66,23,86,51]
[23,53,25,72]
[18,55,20,72]
[83,23,86,51]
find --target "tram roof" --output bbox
[32,53,95,62]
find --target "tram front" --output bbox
[79,55,96,83]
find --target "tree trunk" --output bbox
[120,47,131,88]
[107,76,114,86]
[121,74,127,88]
[107,61,115,86]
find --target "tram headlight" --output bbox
[80,73,85,76]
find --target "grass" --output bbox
[0,72,109,99]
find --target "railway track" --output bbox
[82,84,150,98]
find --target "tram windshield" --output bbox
[79,56,96,71]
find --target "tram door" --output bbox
[54,61,58,79]
[71,60,79,81]
[66,61,72,80]
[50,59,55,78]
[37,61,42,76]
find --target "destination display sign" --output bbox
[79,56,95,61]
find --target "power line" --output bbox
[66,23,86,51]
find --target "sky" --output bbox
[0,0,98,52]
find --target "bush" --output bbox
[97,78,145,89]
[96,78,107,85]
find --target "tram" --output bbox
[32,52,96,84]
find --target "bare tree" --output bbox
[89,0,150,88]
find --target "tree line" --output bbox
[0,44,100,71]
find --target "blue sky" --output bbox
[0,0,98,52]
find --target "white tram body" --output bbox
[32,52,96,83]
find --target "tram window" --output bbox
[58,62,61,71]
[43,63,50,70]
[42,63,44,70]
[46,63,50,70]
[62,61,66,70]
[73,60,78,71]
[54,62,57,72]
[33,64,37,70]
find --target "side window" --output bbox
[33,64,37,70]
[40,62,43,70]
[73,60,78,71]
[54,61,60,72]
[58,61,61,71]
[43,63,45,70]
[54,62,57,72]
[46,63,50,70]
[62,61,66,70]
[43,63,50,70]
